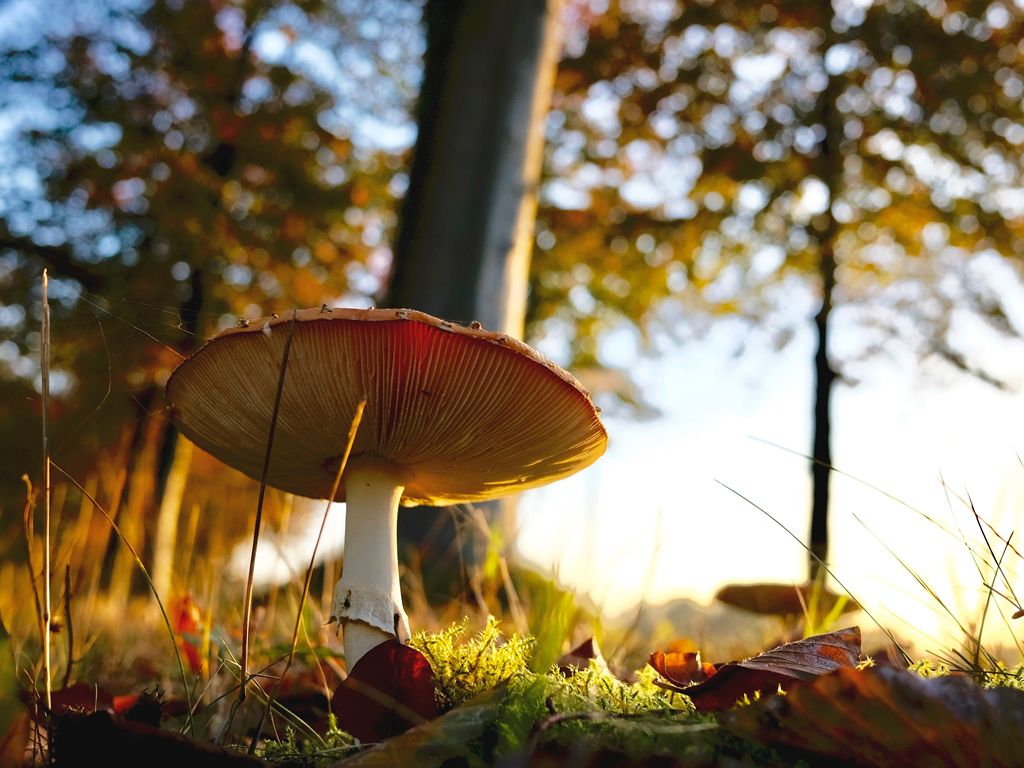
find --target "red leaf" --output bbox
[112,694,141,715]
[170,595,201,636]
[331,640,438,743]
[558,637,605,675]
[170,595,204,674]
[43,683,115,719]
[658,626,861,711]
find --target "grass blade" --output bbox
[715,479,911,664]
[40,270,52,711]
[52,463,195,733]
[240,310,298,703]
[250,398,367,750]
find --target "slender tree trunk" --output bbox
[109,399,166,605]
[385,0,564,592]
[151,438,193,597]
[151,266,206,597]
[810,233,836,579]
[809,12,842,580]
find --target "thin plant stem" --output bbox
[63,564,74,689]
[41,270,52,710]
[969,495,1022,611]
[240,311,298,704]
[251,398,367,750]
[51,462,196,734]
[716,480,911,664]
[21,477,45,674]
[972,535,1011,671]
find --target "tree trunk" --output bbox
[810,231,836,579]
[384,0,564,594]
[151,438,193,597]
[386,0,563,334]
[809,14,842,581]
[151,266,206,598]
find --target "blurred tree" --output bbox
[0,0,418,574]
[534,0,1024,575]
[386,0,564,336]
[384,0,565,587]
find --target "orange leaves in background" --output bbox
[650,627,861,712]
[724,665,1024,768]
[170,595,203,675]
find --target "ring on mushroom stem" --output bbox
[165,306,608,668]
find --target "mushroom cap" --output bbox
[715,582,861,617]
[166,307,608,506]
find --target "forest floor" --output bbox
[4,554,1024,768]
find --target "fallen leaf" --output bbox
[649,638,715,687]
[338,687,502,767]
[25,683,155,725]
[116,690,163,726]
[723,665,1024,767]
[0,712,28,767]
[558,637,603,674]
[0,617,27,765]
[50,710,269,768]
[657,626,861,711]
[41,683,115,718]
[332,640,439,743]
[170,595,204,674]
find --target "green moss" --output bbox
[410,616,708,760]
[261,618,805,766]
[908,659,951,678]
[258,714,357,767]
[981,662,1024,691]
[409,616,536,710]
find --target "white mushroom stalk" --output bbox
[330,455,411,668]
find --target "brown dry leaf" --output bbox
[558,637,605,675]
[0,712,28,767]
[50,710,270,767]
[648,638,715,687]
[657,627,861,711]
[723,665,1024,767]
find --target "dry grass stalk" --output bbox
[41,269,52,710]
[240,310,298,703]
[251,397,367,748]
[62,564,73,689]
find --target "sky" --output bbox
[517,280,1024,655]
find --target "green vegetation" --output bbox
[259,715,357,766]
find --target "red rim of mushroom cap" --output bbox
[166,306,608,505]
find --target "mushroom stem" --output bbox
[332,456,411,669]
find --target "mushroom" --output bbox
[165,307,607,667]
[715,582,860,621]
